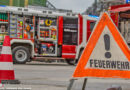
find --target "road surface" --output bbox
[2,61,130,90]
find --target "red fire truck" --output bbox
[0,6,98,65]
[109,4,130,46]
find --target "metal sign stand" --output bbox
[82,78,88,90]
[67,78,88,90]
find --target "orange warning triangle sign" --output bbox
[73,12,130,79]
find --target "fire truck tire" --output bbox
[66,59,75,65]
[12,46,30,64]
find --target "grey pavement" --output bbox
[2,61,130,90]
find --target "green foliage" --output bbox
[29,0,47,6]
[0,0,47,7]
[0,0,10,5]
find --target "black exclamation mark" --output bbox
[104,34,111,58]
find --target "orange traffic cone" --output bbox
[24,30,28,39]
[0,36,20,84]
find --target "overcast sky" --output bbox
[48,0,95,13]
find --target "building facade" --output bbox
[84,0,125,15]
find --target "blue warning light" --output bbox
[88,15,99,19]
[0,5,6,7]
[126,0,130,3]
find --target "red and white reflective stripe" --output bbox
[0,55,13,62]
[1,46,12,54]
[0,62,13,70]
[0,70,15,80]
[62,53,76,56]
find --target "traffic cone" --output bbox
[0,36,20,84]
[24,30,28,39]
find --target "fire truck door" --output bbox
[62,18,78,59]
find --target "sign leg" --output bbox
[67,79,76,90]
[82,78,88,90]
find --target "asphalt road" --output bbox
[2,61,130,90]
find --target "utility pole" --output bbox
[24,0,29,7]
[9,0,13,6]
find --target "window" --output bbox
[63,18,78,45]
[90,21,96,32]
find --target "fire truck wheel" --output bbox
[66,59,76,65]
[12,46,30,64]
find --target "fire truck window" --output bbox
[63,32,77,45]
[90,22,96,32]
[72,32,78,44]
[63,18,78,45]
[63,32,72,44]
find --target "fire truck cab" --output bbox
[0,6,98,65]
